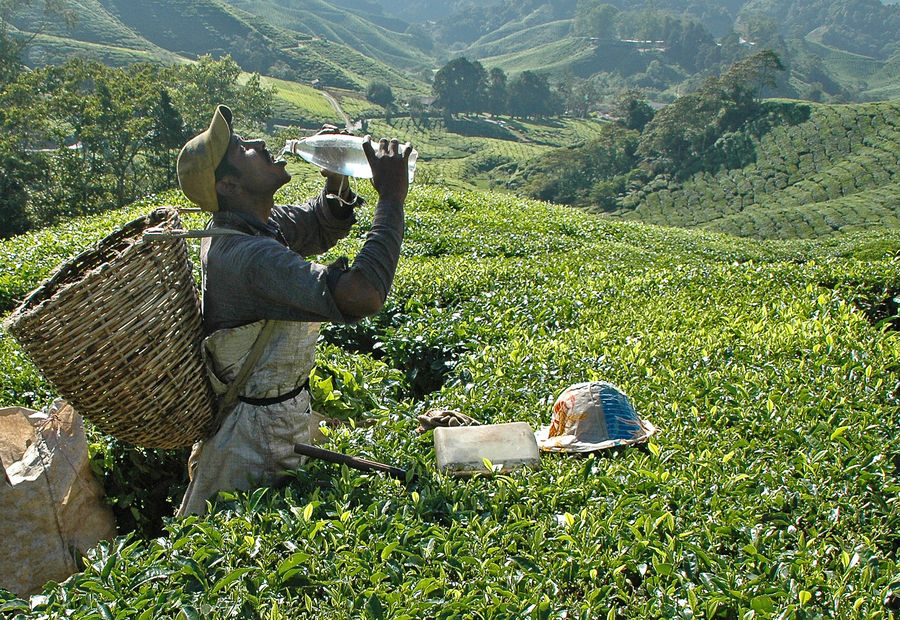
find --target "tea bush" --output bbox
[618,101,900,239]
[1,184,899,618]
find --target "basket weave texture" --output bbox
[4,207,216,449]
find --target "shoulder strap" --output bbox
[143,228,252,240]
[212,320,277,431]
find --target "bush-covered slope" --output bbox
[22,32,185,68]
[739,0,900,59]
[864,53,900,101]
[1,184,899,617]
[364,115,610,189]
[12,0,160,52]
[11,0,431,93]
[451,19,573,63]
[616,101,900,239]
[225,0,435,74]
[480,35,598,77]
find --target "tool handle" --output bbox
[294,443,408,480]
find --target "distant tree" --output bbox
[721,50,785,104]
[521,124,638,207]
[172,55,273,134]
[232,72,274,132]
[0,76,43,236]
[267,60,295,81]
[738,13,782,49]
[366,81,395,108]
[615,89,654,131]
[0,27,25,86]
[616,8,665,42]
[0,0,73,233]
[0,144,33,237]
[635,51,786,178]
[717,31,750,68]
[98,73,158,206]
[487,67,508,116]
[574,80,600,118]
[636,91,703,175]
[574,1,619,39]
[407,96,428,127]
[148,89,187,189]
[661,16,719,72]
[432,57,487,117]
[34,60,161,213]
[507,71,561,119]
[172,55,241,132]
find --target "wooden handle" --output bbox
[294,443,409,481]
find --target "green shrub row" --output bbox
[2,185,899,617]
[619,102,900,239]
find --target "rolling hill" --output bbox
[8,0,900,104]
[13,0,431,93]
[406,0,900,102]
[224,0,434,74]
[614,101,900,239]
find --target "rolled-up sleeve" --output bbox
[273,191,362,256]
[203,234,352,331]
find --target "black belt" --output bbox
[239,378,310,407]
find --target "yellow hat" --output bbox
[176,105,233,212]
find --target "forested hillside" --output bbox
[8,0,900,104]
[617,101,900,238]
[12,0,429,92]
[504,48,899,241]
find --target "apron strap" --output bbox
[212,320,277,432]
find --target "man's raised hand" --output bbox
[363,135,411,205]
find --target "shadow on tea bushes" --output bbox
[320,301,469,401]
[88,435,189,539]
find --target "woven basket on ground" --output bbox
[4,207,216,449]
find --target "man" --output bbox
[175,104,410,516]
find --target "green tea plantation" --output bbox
[1,181,899,618]
[616,102,900,240]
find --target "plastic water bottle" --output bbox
[281,134,418,183]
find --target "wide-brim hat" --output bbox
[535,381,656,453]
[176,105,233,212]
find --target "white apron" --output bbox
[178,319,319,516]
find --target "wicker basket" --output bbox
[4,207,216,449]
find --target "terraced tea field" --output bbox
[364,116,609,189]
[1,181,899,617]
[261,75,342,126]
[616,101,900,239]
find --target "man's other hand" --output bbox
[363,136,411,204]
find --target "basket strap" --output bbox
[143,228,251,240]
[212,319,278,432]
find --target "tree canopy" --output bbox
[517,51,791,208]
[573,1,619,39]
[0,54,273,238]
[431,57,487,116]
[366,81,395,109]
[615,89,655,132]
[507,71,563,119]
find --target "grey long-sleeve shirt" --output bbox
[200,190,362,334]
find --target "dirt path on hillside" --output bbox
[321,91,352,130]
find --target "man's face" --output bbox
[221,134,291,197]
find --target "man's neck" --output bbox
[229,195,274,225]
